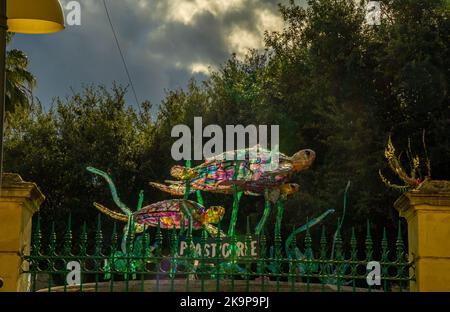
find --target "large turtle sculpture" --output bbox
[150,145,316,235]
[87,167,225,237]
[151,145,315,202]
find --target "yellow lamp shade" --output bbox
[7,0,65,34]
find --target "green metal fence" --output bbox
[22,215,414,292]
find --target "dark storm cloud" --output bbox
[10,0,297,111]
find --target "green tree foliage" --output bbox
[5,85,155,235]
[6,34,36,112]
[4,0,449,239]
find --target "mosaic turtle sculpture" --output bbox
[87,167,225,237]
[150,145,315,203]
[93,200,225,235]
[150,145,315,236]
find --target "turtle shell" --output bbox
[191,145,294,184]
[133,199,205,229]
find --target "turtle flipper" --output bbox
[93,202,128,222]
[170,165,197,180]
[204,224,226,238]
[149,181,188,196]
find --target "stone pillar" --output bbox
[394,180,450,292]
[0,174,45,292]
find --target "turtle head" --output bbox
[204,206,225,224]
[279,183,300,196]
[133,223,147,234]
[291,149,316,172]
[170,165,197,180]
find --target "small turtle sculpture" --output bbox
[94,200,225,236]
[87,167,225,237]
[150,145,315,203]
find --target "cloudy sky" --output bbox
[11,0,305,111]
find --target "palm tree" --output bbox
[5,33,36,113]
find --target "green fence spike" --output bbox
[396,220,406,291]
[62,237,72,257]
[290,224,297,247]
[304,220,313,291]
[95,214,103,256]
[46,222,57,292]
[365,220,373,261]
[140,229,149,292]
[127,219,135,255]
[335,218,343,258]
[305,219,312,251]
[48,222,56,255]
[350,227,357,255]
[381,227,389,291]
[142,229,150,255]
[63,213,73,256]
[320,226,327,258]
[382,227,388,256]
[156,218,163,256]
[106,221,116,291]
[319,226,327,292]
[185,217,193,292]
[334,218,343,291]
[30,215,42,292]
[364,220,374,292]
[350,227,357,291]
[79,222,88,256]
[287,225,296,287]
[260,228,267,257]
[396,220,405,260]
[32,215,42,256]
[350,227,357,261]
[45,221,57,293]
[110,222,118,250]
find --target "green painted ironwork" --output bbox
[23,213,414,292]
[23,167,413,292]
